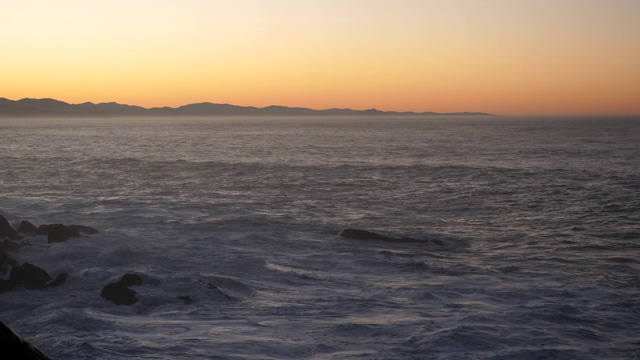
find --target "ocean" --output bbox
[1,116,639,359]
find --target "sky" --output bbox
[1,0,639,115]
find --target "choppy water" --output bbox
[1,116,639,359]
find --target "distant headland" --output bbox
[0,98,491,117]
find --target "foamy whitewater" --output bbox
[1,116,639,359]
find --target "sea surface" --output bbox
[0,116,639,359]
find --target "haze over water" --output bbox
[1,116,639,359]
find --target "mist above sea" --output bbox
[1,116,639,359]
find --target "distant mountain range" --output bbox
[0,97,491,117]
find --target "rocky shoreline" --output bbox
[1,213,444,358]
[1,214,100,359]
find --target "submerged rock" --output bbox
[101,273,143,305]
[0,320,51,360]
[0,215,22,241]
[339,229,444,246]
[340,229,394,241]
[198,280,233,300]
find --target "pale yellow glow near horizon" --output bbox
[1,0,639,115]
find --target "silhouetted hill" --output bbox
[0,98,491,117]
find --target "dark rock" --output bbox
[35,223,97,243]
[48,232,73,243]
[0,215,22,241]
[0,320,52,360]
[339,229,393,241]
[36,224,81,243]
[0,278,13,293]
[1,261,67,292]
[17,220,38,235]
[119,273,143,287]
[178,295,196,304]
[47,272,68,288]
[9,263,51,290]
[101,273,143,305]
[0,239,21,252]
[36,224,76,236]
[101,282,138,305]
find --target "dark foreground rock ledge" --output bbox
[0,320,51,360]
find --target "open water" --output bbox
[0,116,639,359]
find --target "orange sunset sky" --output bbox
[1,0,639,115]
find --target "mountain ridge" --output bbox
[0,97,492,117]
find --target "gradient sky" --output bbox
[1,0,639,115]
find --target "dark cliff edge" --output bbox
[0,97,492,118]
[0,320,51,360]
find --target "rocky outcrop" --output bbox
[0,215,98,244]
[101,273,143,305]
[339,229,444,246]
[0,263,68,293]
[0,320,51,360]
[17,221,38,235]
[35,223,99,243]
[36,224,81,243]
[9,263,51,290]
[0,215,22,241]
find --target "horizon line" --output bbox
[0,96,493,116]
[3,96,640,117]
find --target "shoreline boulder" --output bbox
[0,215,22,241]
[36,224,81,243]
[10,263,51,290]
[0,263,68,293]
[36,223,99,243]
[17,221,38,235]
[101,273,143,305]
